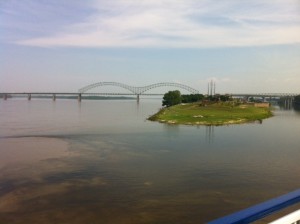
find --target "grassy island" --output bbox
[148,102,273,126]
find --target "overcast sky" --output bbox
[1,0,300,93]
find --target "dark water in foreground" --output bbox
[0,99,300,223]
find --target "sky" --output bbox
[1,0,300,94]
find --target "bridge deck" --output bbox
[1,92,298,97]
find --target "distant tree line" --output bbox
[162,90,232,107]
[181,94,204,103]
[206,94,232,102]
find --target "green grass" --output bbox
[148,102,273,125]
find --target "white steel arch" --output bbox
[79,82,199,94]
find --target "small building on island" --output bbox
[254,102,270,108]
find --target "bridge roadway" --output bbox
[0,92,166,102]
[231,93,299,97]
[1,92,298,102]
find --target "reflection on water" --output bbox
[0,99,300,223]
[206,125,214,143]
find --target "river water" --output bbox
[0,99,300,223]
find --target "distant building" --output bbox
[254,103,270,108]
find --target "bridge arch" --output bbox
[78,82,137,94]
[78,82,199,94]
[138,82,199,94]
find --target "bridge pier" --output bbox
[289,97,293,108]
[78,93,82,102]
[137,94,140,103]
[52,94,56,101]
[3,94,8,100]
[284,97,293,109]
[27,94,31,101]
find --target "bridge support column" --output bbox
[28,94,31,101]
[137,94,140,103]
[78,93,82,102]
[52,94,56,101]
[3,94,8,100]
[284,97,293,109]
[285,98,287,109]
[289,97,293,109]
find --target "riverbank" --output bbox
[148,102,273,125]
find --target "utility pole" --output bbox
[208,83,210,96]
[213,82,216,96]
[208,80,216,97]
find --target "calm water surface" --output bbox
[0,99,300,223]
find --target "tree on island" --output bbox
[162,90,182,107]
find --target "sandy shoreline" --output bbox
[0,137,71,169]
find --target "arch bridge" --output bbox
[78,82,199,101]
[1,82,299,102]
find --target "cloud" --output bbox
[9,0,300,48]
